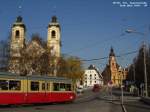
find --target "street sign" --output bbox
[108,80,113,88]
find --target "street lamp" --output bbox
[118,66,124,104]
[125,29,148,97]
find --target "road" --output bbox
[123,97,150,112]
[110,87,150,112]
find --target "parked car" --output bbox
[76,85,84,94]
[92,84,101,92]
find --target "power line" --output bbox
[80,50,138,62]
[67,33,126,54]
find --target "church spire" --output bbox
[16,16,23,22]
[109,46,115,57]
[51,16,57,23]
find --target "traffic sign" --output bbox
[108,80,113,88]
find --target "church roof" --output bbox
[88,64,95,69]
[16,16,23,22]
[51,16,57,23]
[25,40,45,57]
[48,16,60,29]
[109,47,115,56]
[12,16,26,30]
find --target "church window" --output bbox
[51,30,56,38]
[112,63,114,66]
[15,30,20,38]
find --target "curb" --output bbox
[140,97,150,105]
[121,104,127,112]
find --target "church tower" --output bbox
[9,16,26,74]
[109,47,119,86]
[47,16,61,57]
[10,16,26,56]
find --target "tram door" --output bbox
[45,82,52,103]
[25,80,46,103]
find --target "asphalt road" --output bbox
[0,99,123,112]
[124,99,150,112]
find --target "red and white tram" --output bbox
[0,72,76,105]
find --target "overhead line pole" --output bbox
[125,29,148,97]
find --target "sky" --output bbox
[0,0,150,70]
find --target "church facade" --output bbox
[102,47,128,87]
[8,16,61,76]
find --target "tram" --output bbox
[0,72,76,105]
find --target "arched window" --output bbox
[51,30,56,38]
[15,30,20,38]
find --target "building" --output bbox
[102,47,128,87]
[0,40,9,71]
[8,16,61,76]
[83,65,103,87]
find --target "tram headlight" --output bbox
[70,96,73,99]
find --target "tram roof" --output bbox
[0,72,72,83]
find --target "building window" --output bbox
[51,30,56,38]
[15,30,20,38]
[90,81,92,84]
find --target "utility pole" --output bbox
[133,64,136,82]
[125,29,148,97]
[143,42,148,97]
[119,66,124,104]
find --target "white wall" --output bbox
[83,69,103,87]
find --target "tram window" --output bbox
[60,83,66,91]
[31,81,39,91]
[53,83,59,91]
[42,83,45,91]
[66,84,71,91]
[0,80,8,90]
[9,80,21,91]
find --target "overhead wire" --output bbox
[80,50,138,62]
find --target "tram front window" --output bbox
[66,84,71,91]
[0,80,8,90]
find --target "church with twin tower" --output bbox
[9,16,61,76]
